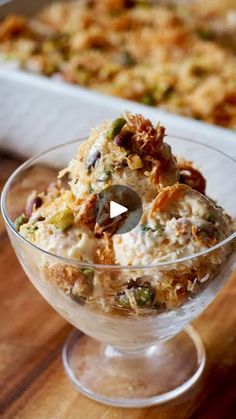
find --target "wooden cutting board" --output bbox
[0,154,236,419]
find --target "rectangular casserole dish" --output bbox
[0,0,235,159]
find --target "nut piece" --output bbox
[26,196,43,217]
[50,208,74,231]
[114,131,131,148]
[70,269,94,304]
[107,117,126,140]
[127,154,143,169]
[115,285,154,309]
[15,214,29,232]
[80,267,94,278]
[115,291,130,309]
[134,286,154,307]
[120,50,136,67]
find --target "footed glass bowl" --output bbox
[1,136,236,408]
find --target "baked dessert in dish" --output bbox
[15,112,234,315]
[0,0,235,129]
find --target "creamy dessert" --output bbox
[64,112,179,202]
[0,0,236,129]
[113,183,231,265]
[16,113,233,315]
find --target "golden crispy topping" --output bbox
[95,233,115,264]
[43,263,80,290]
[125,113,166,159]
[75,195,97,229]
[151,183,188,213]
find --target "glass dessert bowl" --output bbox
[1,118,236,407]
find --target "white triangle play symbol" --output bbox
[110,200,128,219]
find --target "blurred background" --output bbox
[0,0,235,160]
[0,2,236,418]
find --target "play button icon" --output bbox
[110,201,128,219]
[94,185,143,236]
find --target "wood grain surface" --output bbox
[0,154,236,419]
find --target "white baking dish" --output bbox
[0,0,236,159]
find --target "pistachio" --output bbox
[88,182,94,193]
[142,224,163,234]
[127,154,143,170]
[140,92,155,106]
[50,208,74,231]
[207,213,216,223]
[107,117,126,140]
[15,214,28,232]
[134,286,154,307]
[120,51,135,67]
[142,224,150,232]
[97,169,112,181]
[70,274,93,304]
[26,224,38,234]
[80,267,94,278]
[115,291,131,309]
[115,285,154,309]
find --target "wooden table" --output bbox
[0,154,236,419]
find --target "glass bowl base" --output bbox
[62,326,205,408]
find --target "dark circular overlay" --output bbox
[94,185,143,235]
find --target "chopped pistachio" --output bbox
[134,286,154,307]
[162,85,174,99]
[107,117,127,140]
[97,169,112,181]
[198,230,208,239]
[88,182,94,193]
[142,224,163,234]
[116,285,154,309]
[140,92,155,106]
[127,154,143,170]
[80,267,94,278]
[197,28,214,41]
[142,224,151,231]
[207,213,216,223]
[15,214,28,232]
[50,208,74,231]
[26,224,38,234]
[115,292,131,309]
[120,51,136,66]
[215,230,221,241]
[70,274,93,303]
